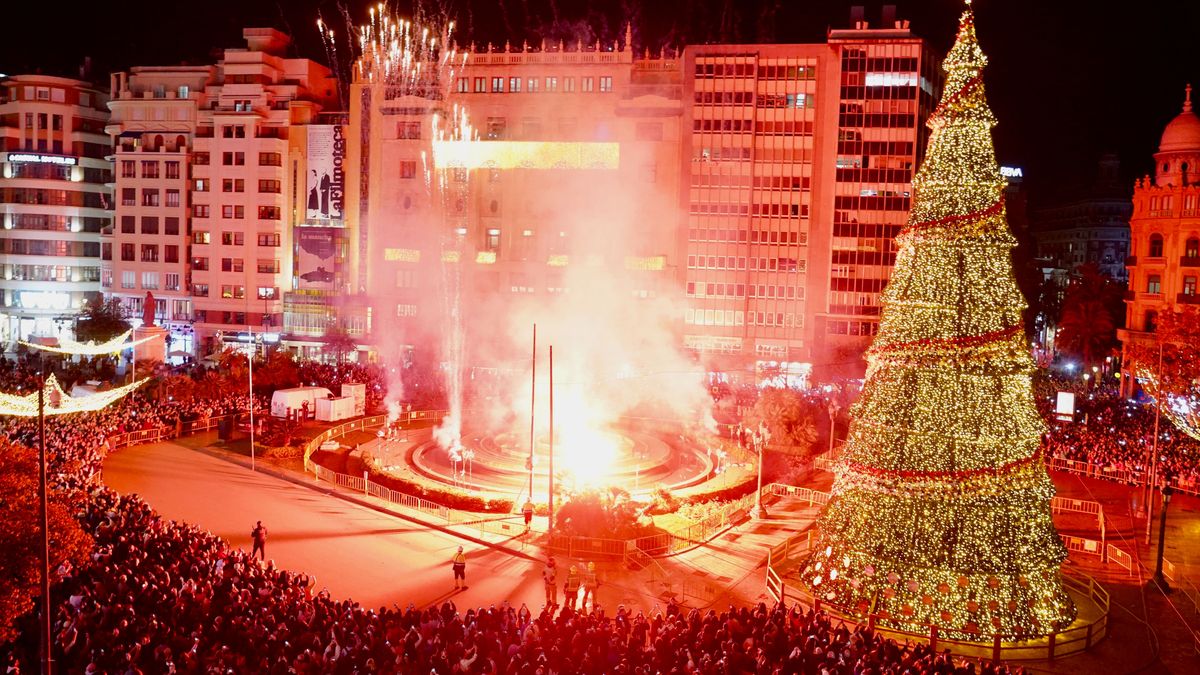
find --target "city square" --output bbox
[1,0,1200,673]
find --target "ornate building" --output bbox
[1119,85,1200,393]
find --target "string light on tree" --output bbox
[798,3,1076,640]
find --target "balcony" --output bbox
[1180,293,1200,305]
[1182,256,1200,267]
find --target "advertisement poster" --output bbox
[296,227,340,291]
[306,125,346,220]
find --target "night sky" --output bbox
[3,0,1197,205]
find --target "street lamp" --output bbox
[1151,485,1173,592]
[750,423,771,519]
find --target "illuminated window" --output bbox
[545,77,558,92]
[1146,275,1161,294]
[491,77,504,93]
[486,228,501,251]
[563,77,575,93]
[456,78,469,93]
[473,77,486,93]
[1186,237,1200,258]
[582,77,594,92]
[509,77,522,93]
[599,76,612,92]
[1184,276,1197,296]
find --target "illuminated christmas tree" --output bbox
[798,4,1077,639]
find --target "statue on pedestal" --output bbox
[143,292,156,328]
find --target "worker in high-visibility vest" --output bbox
[522,500,535,530]
[563,565,581,610]
[451,546,467,590]
[581,561,599,611]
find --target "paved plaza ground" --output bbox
[101,437,1200,673]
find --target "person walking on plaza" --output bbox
[522,499,535,531]
[581,561,599,611]
[451,546,468,590]
[563,564,581,611]
[542,557,558,607]
[251,521,267,561]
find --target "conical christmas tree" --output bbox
[799,4,1077,640]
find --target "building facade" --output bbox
[105,28,337,357]
[1119,86,1200,391]
[1031,154,1131,284]
[681,17,938,382]
[0,75,111,343]
[346,29,686,366]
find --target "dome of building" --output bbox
[1159,84,1200,153]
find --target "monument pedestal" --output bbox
[133,325,168,368]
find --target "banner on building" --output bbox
[296,226,341,291]
[306,125,346,220]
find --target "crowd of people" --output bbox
[0,358,1044,673]
[1035,377,1200,490]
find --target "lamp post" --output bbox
[1151,485,1173,592]
[36,357,51,675]
[750,424,770,519]
[1145,341,1165,544]
[248,327,256,472]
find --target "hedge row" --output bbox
[360,452,515,514]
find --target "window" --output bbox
[141,217,159,235]
[222,152,245,166]
[473,77,486,93]
[165,217,180,236]
[564,77,575,93]
[193,204,209,218]
[221,205,245,219]
[259,152,281,166]
[400,160,418,179]
[141,244,158,262]
[142,189,160,207]
[257,233,280,247]
[220,258,244,273]
[546,76,558,92]
[486,228,501,251]
[1185,276,1197,296]
[456,78,469,93]
[1186,237,1200,258]
[165,273,180,291]
[120,216,136,234]
[257,286,278,300]
[527,78,539,93]
[599,76,612,92]
[222,125,245,138]
[192,257,209,271]
[193,152,209,166]
[221,285,246,299]
[1149,233,1164,257]
[141,272,159,289]
[121,271,136,289]
[491,77,504,93]
[192,283,209,297]
[221,232,244,246]
[257,259,280,274]
[165,245,179,263]
[509,77,522,93]
[222,178,244,192]
[582,77,594,92]
[398,121,421,139]
[1147,274,1162,294]
[486,117,506,140]
[121,188,136,206]
[194,178,209,192]
[258,179,281,193]
[258,206,281,220]
[1146,310,1158,332]
[120,160,136,178]
[165,161,181,179]
[120,243,135,261]
[192,231,210,245]
[164,190,179,208]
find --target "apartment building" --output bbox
[681,13,939,382]
[1032,154,1131,284]
[1119,86,1200,392]
[0,75,111,343]
[105,28,337,356]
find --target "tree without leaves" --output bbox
[0,440,93,644]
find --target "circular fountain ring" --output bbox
[408,419,715,497]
